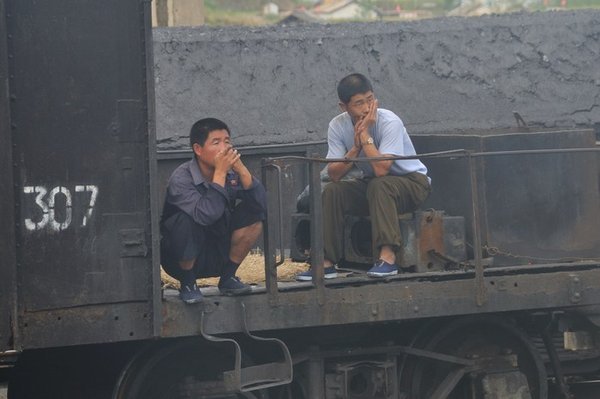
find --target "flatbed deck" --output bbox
[161,261,600,337]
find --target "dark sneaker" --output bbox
[367,260,399,277]
[218,276,252,296]
[179,283,204,304]
[296,266,338,281]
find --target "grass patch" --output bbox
[204,9,269,26]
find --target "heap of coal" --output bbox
[154,10,600,150]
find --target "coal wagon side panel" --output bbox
[6,0,159,349]
[0,0,17,352]
[415,129,600,264]
[482,130,600,260]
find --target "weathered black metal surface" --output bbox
[6,0,158,348]
[0,0,17,352]
[480,131,599,261]
[412,129,600,263]
[155,130,600,342]
[290,213,311,261]
[18,303,154,350]
[228,129,599,274]
[342,211,467,271]
[161,262,600,337]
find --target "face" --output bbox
[340,91,375,123]
[193,129,231,168]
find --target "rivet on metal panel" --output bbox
[414,306,419,313]
[403,285,413,300]
[569,274,582,304]
[119,229,148,257]
[497,280,507,291]
[10,95,17,102]
[11,123,17,129]
[120,157,135,170]
[371,304,378,316]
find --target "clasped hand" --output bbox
[214,146,244,174]
[353,98,379,148]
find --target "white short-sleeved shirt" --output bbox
[326,108,429,179]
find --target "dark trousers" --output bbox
[322,172,431,264]
[160,202,265,281]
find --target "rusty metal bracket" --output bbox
[199,312,242,393]
[569,274,582,304]
[468,153,486,306]
[428,249,464,270]
[239,303,293,391]
[261,159,285,304]
[309,158,326,306]
[196,306,293,394]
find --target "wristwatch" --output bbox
[363,137,374,146]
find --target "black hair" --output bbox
[189,117,230,148]
[337,73,373,104]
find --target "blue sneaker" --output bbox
[367,260,399,277]
[179,283,204,304]
[296,266,338,281]
[218,276,252,296]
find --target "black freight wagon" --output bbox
[2,1,600,398]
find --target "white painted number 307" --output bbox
[23,185,99,231]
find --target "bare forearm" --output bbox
[212,170,227,187]
[328,145,361,182]
[236,165,254,189]
[361,144,392,177]
[328,162,352,182]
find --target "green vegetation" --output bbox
[202,0,600,26]
[204,0,319,25]
[204,7,271,25]
[204,0,315,13]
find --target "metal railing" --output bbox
[262,146,600,306]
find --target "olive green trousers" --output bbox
[322,172,431,264]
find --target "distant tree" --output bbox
[357,0,377,17]
[444,0,461,9]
